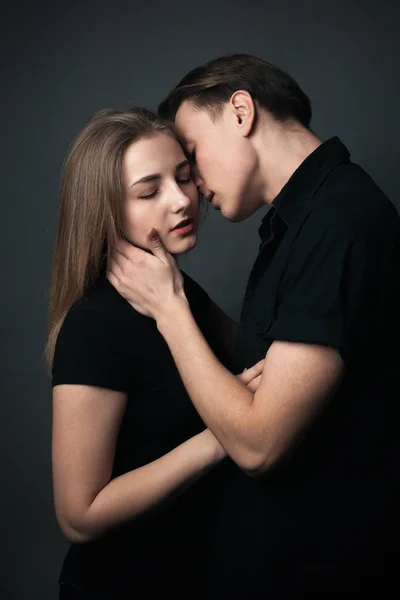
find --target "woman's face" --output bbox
[121,132,199,254]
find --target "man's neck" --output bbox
[255,119,322,205]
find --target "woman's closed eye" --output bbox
[138,189,158,200]
[176,163,193,185]
[137,168,193,199]
[177,175,193,184]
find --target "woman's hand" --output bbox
[236,359,264,393]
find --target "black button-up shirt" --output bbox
[211,138,400,597]
[236,137,399,372]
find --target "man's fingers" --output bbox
[146,228,170,263]
[114,239,156,267]
[109,250,123,272]
[113,236,170,269]
[107,269,118,290]
[114,238,137,260]
[107,256,124,288]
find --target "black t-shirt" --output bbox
[53,272,231,598]
[208,139,400,598]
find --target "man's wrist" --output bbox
[155,293,190,333]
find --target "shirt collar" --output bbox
[258,137,350,242]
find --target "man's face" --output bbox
[175,100,263,222]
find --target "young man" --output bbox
[108,55,399,596]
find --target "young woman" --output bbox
[47,107,262,599]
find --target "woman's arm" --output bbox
[52,384,225,544]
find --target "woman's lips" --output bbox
[171,219,195,236]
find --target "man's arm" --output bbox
[156,298,343,475]
[108,236,344,476]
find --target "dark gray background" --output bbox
[1,0,398,597]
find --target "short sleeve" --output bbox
[265,220,377,363]
[52,308,131,391]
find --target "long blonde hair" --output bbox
[46,107,180,370]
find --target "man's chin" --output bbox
[220,205,242,222]
[221,201,259,223]
[215,198,241,222]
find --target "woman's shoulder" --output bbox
[71,273,209,314]
[53,280,141,389]
[60,278,151,346]
[70,278,131,319]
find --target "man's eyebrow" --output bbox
[130,160,190,188]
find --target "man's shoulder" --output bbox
[312,162,399,242]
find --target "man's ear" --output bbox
[229,90,256,136]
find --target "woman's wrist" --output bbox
[199,428,227,464]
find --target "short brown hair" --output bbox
[158,53,312,128]
[46,107,179,369]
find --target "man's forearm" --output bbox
[157,299,261,470]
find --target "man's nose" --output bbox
[194,173,211,198]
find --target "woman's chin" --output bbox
[167,233,198,255]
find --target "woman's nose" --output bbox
[171,187,192,212]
